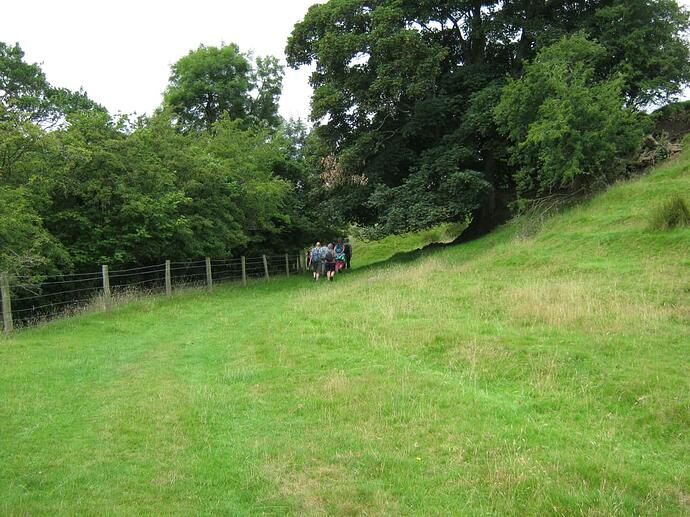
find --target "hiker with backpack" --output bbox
[324,243,337,281]
[319,242,329,271]
[310,241,323,280]
[344,238,352,269]
[334,238,346,272]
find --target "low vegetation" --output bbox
[649,194,690,230]
[350,222,466,269]
[1,138,688,515]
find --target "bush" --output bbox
[495,34,645,198]
[649,195,690,230]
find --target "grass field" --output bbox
[1,148,689,515]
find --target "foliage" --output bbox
[651,100,690,141]
[0,41,325,278]
[590,0,690,107]
[649,194,690,230]
[163,43,284,131]
[286,0,690,233]
[367,165,487,236]
[0,186,67,277]
[495,34,646,198]
[0,41,105,125]
[350,221,467,268]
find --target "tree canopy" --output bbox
[495,34,646,198]
[163,44,284,131]
[286,0,690,232]
[0,42,335,278]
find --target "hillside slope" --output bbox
[1,148,689,515]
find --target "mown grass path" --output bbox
[1,151,689,515]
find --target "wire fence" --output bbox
[1,252,303,333]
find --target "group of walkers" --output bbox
[307,238,352,281]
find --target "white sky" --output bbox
[2,0,690,121]
[0,0,324,121]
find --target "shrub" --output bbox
[495,34,645,198]
[649,194,690,230]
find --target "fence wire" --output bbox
[1,252,304,331]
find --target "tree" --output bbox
[494,34,645,199]
[251,56,284,127]
[584,0,690,107]
[0,186,67,278]
[286,0,690,234]
[0,39,318,281]
[0,42,52,122]
[163,43,284,131]
[0,41,105,126]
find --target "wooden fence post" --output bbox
[1,272,13,334]
[241,256,247,287]
[206,257,213,290]
[165,260,171,296]
[262,255,269,280]
[285,253,290,277]
[102,265,111,309]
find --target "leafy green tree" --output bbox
[286,0,690,233]
[0,42,52,121]
[1,41,105,125]
[163,44,284,131]
[0,105,45,180]
[36,110,190,267]
[0,186,68,278]
[251,56,284,128]
[494,34,645,198]
[0,39,319,280]
[584,0,690,107]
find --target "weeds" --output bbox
[649,194,690,230]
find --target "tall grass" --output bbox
[649,193,690,230]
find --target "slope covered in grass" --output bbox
[1,148,689,515]
[349,221,467,268]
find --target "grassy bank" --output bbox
[1,149,689,514]
[349,221,467,268]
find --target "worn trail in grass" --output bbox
[1,149,689,515]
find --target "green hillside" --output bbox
[1,147,689,515]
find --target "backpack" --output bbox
[311,247,322,261]
[334,244,345,260]
[325,249,335,262]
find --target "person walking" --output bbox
[344,238,352,270]
[334,238,346,273]
[324,243,337,281]
[319,242,329,278]
[310,241,323,281]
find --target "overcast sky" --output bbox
[2,0,690,121]
[1,0,324,121]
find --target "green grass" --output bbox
[1,149,689,515]
[350,221,467,268]
[649,193,690,230]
